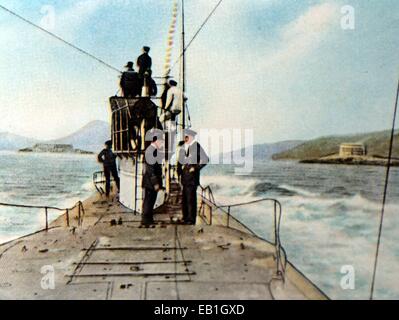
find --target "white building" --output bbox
[339,143,366,157]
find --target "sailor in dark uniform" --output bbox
[179,129,209,225]
[97,140,120,197]
[120,61,140,98]
[137,46,152,77]
[176,140,186,179]
[141,69,158,97]
[142,131,164,226]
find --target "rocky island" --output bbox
[299,143,399,167]
[300,155,399,167]
[19,143,93,154]
[272,130,399,167]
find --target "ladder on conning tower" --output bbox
[109,97,159,213]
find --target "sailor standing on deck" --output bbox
[120,61,140,98]
[179,129,209,225]
[97,140,120,198]
[142,130,165,226]
[165,80,184,115]
[141,69,158,97]
[137,46,152,77]
[160,80,185,133]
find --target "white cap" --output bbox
[184,128,197,137]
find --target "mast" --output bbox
[180,0,186,131]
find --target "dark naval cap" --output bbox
[184,129,197,138]
[124,61,133,68]
[143,46,150,52]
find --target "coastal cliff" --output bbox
[272,130,399,166]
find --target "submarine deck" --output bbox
[0,190,327,300]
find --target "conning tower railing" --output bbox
[109,94,164,156]
[109,97,157,155]
[198,185,287,281]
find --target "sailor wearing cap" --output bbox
[137,46,152,77]
[178,129,209,225]
[160,80,187,132]
[141,129,165,226]
[165,79,186,115]
[142,69,158,97]
[120,61,140,98]
[97,140,120,198]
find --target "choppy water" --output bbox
[201,162,399,300]
[0,152,398,299]
[0,151,100,243]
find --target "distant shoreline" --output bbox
[18,143,94,155]
[299,156,399,167]
[0,150,95,156]
[18,149,94,155]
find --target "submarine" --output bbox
[0,0,328,300]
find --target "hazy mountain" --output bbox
[50,120,110,152]
[0,121,110,152]
[253,141,304,160]
[273,130,399,160]
[222,140,304,161]
[0,132,38,150]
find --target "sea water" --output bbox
[0,151,398,299]
[0,151,100,242]
[202,162,399,300]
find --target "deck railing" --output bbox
[93,171,115,195]
[198,185,287,281]
[0,201,86,233]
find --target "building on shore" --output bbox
[19,143,92,154]
[339,143,366,157]
[32,143,74,153]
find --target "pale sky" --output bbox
[0,0,398,144]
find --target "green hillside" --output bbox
[272,130,399,160]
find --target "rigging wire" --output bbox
[169,0,223,73]
[369,77,399,300]
[0,4,122,74]
[0,1,223,76]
